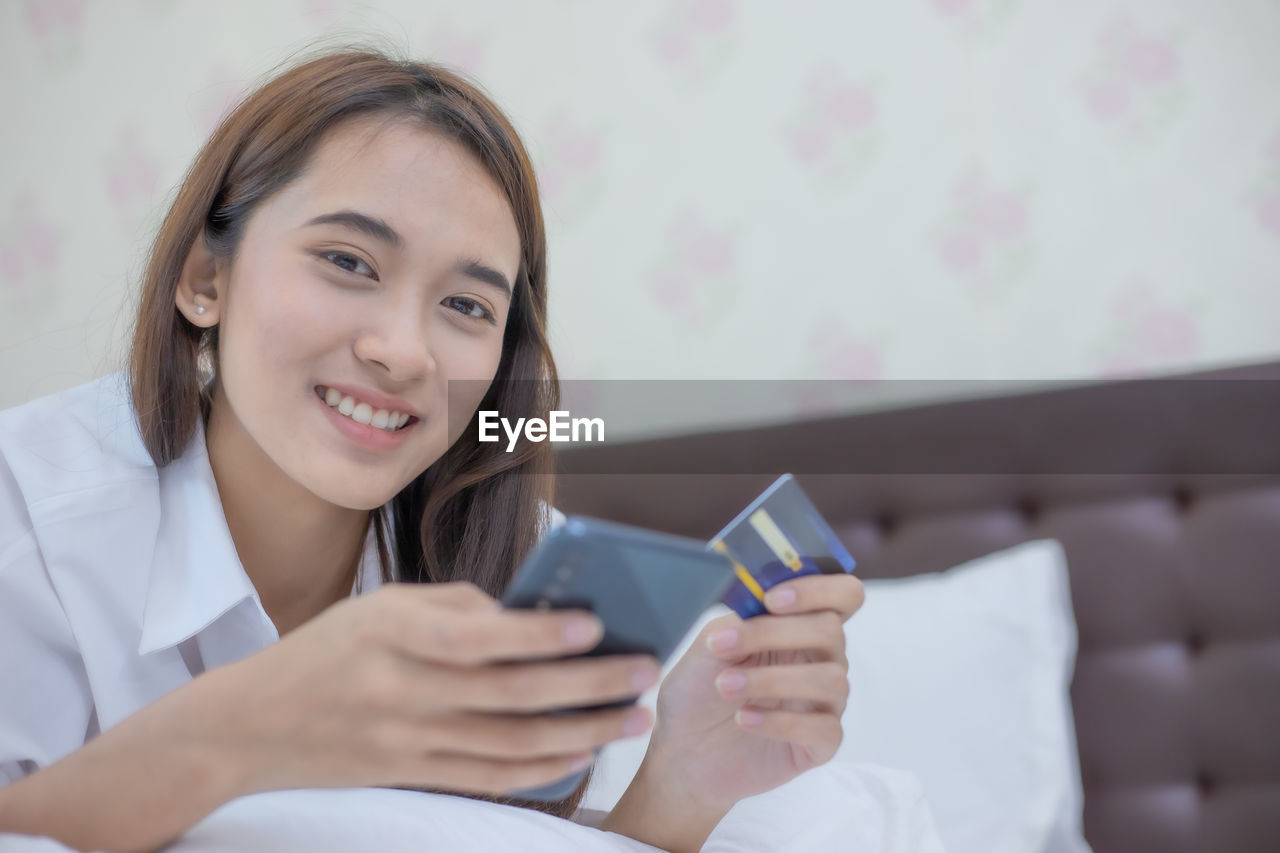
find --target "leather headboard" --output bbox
[552,362,1280,853]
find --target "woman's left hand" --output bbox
[643,572,865,807]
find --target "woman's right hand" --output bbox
[203,580,658,798]
[0,581,653,852]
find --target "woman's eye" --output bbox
[445,296,495,323]
[320,251,376,279]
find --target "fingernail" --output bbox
[736,708,765,728]
[766,587,797,609]
[569,753,594,772]
[716,669,747,695]
[564,617,601,646]
[623,711,651,736]
[707,628,739,653]
[632,665,659,691]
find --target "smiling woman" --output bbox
[0,47,662,851]
[135,54,548,601]
[183,117,525,590]
[0,44,868,853]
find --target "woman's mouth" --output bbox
[314,385,418,433]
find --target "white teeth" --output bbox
[320,387,411,433]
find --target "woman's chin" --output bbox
[303,478,401,513]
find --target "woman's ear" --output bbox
[175,234,225,327]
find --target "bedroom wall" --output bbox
[2,1,1278,436]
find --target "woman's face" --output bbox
[203,117,521,510]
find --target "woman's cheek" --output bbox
[257,275,352,362]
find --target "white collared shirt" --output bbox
[0,372,564,786]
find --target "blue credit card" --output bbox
[708,474,857,619]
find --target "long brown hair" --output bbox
[127,47,594,816]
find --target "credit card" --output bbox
[708,474,857,619]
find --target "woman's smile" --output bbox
[314,384,419,451]
[315,384,418,431]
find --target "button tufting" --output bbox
[1195,771,1214,796]
[1014,497,1039,524]
[1172,485,1195,513]
[874,513,896,536]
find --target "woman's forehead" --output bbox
[265,118,521,267]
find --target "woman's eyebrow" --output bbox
[456,258,513,301]
[303,209,513,299]
[305,210,403,248]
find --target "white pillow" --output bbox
[0,761,945,852]
[171,788,660,853]
[142,761,938,853]
[583,539,1089,853]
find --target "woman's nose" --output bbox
[351,305,437,381]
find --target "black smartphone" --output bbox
[499,515,735,801]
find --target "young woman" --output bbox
[0,48,864,852]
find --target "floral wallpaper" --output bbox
[2,1,1278,429]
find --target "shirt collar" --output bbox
[353,512,387,597]
[138,414,386,655]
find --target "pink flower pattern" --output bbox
[785,69,878,179]
[1081,17,1184,142]
[0,193,61,309]
[810,320,885,381]
[1098,285,1199,377]
[930,0,1017,33]
[787,320,885,416]
[22,0,86,65]
[3,4,1277,390]
[1258,190,1280,239]
[538,114,605,221]
[106,131,161,211]
[651,0,736,77]
[934,168,1031,292]
[1254,132,1280,240]
[648,213,738,326]
[23,0,85,38]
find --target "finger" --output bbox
[715,662,849,713]
[706,612,847,662]
[763,574,865,621]
[437,655,662,713]
[414,706,654,761]
[734,708,843,758]
[394,749,598,798]
[699,611,746,653]
[383,601,605,666]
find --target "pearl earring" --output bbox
[195,305,206,315]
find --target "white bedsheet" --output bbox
[0,761,944,852]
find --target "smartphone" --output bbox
[499,515,735,801]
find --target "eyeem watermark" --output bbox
[478,411,605,452]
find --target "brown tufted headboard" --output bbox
[552,361,1280,853]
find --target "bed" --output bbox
[6,362,1275,853]
[553,359,1280,853]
